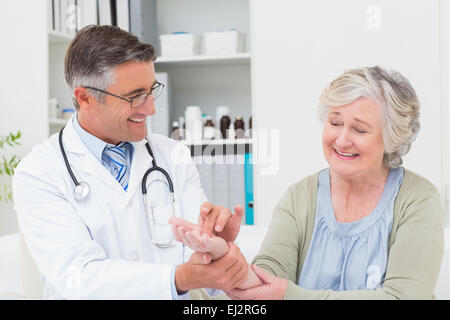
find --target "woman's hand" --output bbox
[225,265,288,300]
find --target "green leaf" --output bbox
[5,166,11,176]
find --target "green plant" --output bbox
[0,131,21,203]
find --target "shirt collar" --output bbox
[72,114,113,163]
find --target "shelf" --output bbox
[49,118,68,126]
[181,138,252,146]
[154,53,251,67]
[48,31,73,44]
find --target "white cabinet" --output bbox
[47,0,253,139]
[48,32,72,135]
[148,0,253,137]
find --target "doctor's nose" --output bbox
[142,95,156,116]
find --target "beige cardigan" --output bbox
[252,168,444,299]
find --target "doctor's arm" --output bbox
[171,144,248,293]
[13,160,176,299]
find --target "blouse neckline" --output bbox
[318,167,404,236]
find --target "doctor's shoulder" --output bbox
[13,135,66,187]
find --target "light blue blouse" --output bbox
[298,167,404,291]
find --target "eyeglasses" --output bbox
[84,81,165,108]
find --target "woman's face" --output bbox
[322,97,386,179]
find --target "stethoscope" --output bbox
[58,126,176,248]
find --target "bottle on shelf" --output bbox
[227,123,235,140]
[48,98,59,119]
[61,108,75,120]
[171,121,180,140]
[178,116,185,140]
[234,115,245,139]
[185,106,203,143]
[203,116,216,140]
[220,114,231,139]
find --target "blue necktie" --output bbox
[102,142,130,191]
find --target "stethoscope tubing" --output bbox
[59,125,176,247]
[59,127,80,186]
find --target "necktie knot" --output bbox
[102,142,131,190]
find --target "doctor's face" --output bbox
[91,61,156,144]
[322,97,386,180]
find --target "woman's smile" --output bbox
[333,148,360,160]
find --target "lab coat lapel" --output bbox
[62,115,124,194]
[126,139,153,204]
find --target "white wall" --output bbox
[0,0,48,236]
[440,0,450,225]
[251,0,441,226]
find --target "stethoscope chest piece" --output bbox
[60,125,175,248]
[74,182,90,201]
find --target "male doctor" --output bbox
[12,25,248,299]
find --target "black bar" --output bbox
[110,0,117,26]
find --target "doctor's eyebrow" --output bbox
[122,80,157,97]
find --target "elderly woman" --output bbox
[226,66,444,300]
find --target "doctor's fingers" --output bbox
[214,242,246,273]
[217,253,248,291]
[227,260,249,290]
[201,206,231,236]
[198,202,213,226]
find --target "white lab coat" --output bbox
[12,117,207,299]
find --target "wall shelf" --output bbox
[155,52,251,67]
[49,118,68,126]
[48,31,73,44]
[181,138,252,146]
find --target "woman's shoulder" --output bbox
[284,170,322,199]
[275,170,324,213]
[399,167,441,199]
[394,167,442,222]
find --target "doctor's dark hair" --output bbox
[318,66,421,169]
[64,25,156,110]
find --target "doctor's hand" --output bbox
[225,265,288,300]
[198,202,244,242]
[175,242,248,292]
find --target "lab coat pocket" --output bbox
[76,199,119,254]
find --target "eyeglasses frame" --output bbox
[83,81,165,108]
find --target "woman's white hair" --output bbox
[318,66,420,168]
